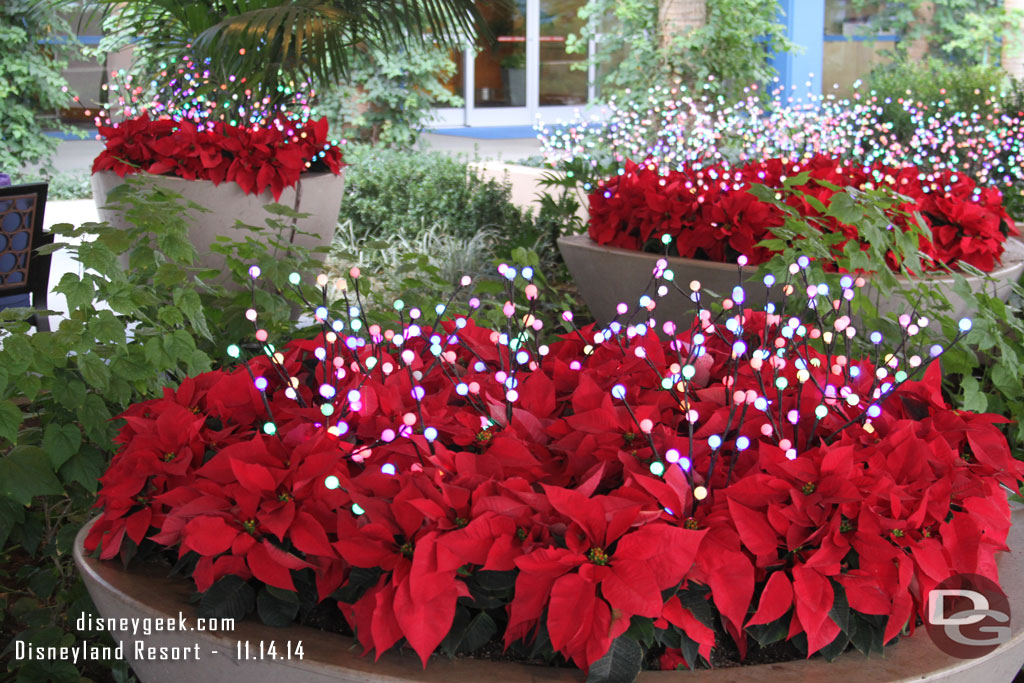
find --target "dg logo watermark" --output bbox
[924,573,1011,658]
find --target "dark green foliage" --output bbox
[317,42,462,149]
[586,634,644,683]
[864,59,1007,143]
[80,0,483,113]
[567,0,796,101]
[853,0,1018,66]
[0,1,81,171]
[339,146,534,242]
[0,177,324,680]
[199,576,256,621]
[9,170,93,200]
[754,181,1024,459]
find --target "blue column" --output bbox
[771,0,824,102]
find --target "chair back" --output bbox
[0,183,53,328]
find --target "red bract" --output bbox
[588,155,1018,272]
[91,113,344,200]
[86,305,1021,672]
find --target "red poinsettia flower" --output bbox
[91,114,344,198]
[84,301,1021,673]
[588,155,1015,272]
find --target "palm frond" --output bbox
[66,0,486,108]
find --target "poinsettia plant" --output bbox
[85,261,1021,678]
[92,113,344,200]
[589,155,1018,273]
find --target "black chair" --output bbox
[0,183,53,331]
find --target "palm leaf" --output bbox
[69,0,486,95]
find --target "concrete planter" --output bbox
[75,509,1024,683]
[871,236,1024,318]
[558,234,1024,327]
[91,171,345,278]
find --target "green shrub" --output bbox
[9,170,92,200]
[0,178,325,681]
[852,0,1020,66]
[566,0,796,100]
[339,146,534,243]
[331,148,586,335]
[752,179,1024,459]
[316,42,462,149]
[0,1,81,172]
[864,59,1007,144]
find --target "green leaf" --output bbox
[746,612,791,647]
[0,446,62,505]
[55,273,95,313]
[959,375,989,413]
[187,349,213,375]
[828,579,850,633]
[15,374,42,402]
[0,401,24,445]
[458,611,497,654]
[88,310,127,346]
[77,241,122,279]
[111,354,160,382]
[586,634,643,683]
[27,566,60,599]
[256,586,300,627]
[2,334,34,375]
[174,289,213,341]
[624,616,656,648]
[0,498,26,549]
[198,576,255,621]
[13,659,80,683]
[677,585,715,630]
[59,447,105,493]
[826,191,868,228]
[164,329,197,363]
[78,395,112,443]
[157,305,185,327]
[144,336,172,368]
[77,353,111,391]
[56,521,80,556]
[991,364,1023,399]
[849,612,888,656]
[42,423,82,469]
[819,628,851,662]
[154,263,188,288]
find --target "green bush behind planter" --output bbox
[338,146,535,243]
[0,178,326,681]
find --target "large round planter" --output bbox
[558,234,1024,327]
[91,170,345,279]
[75,510,1024,683]
[557,234,768,328]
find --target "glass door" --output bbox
[460,0,591,127]
[466,0,529,126]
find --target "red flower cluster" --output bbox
[92,114,344,200]
[86,309,1020,672]
[589,156,1018,272]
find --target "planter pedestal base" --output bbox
[91,171,345,285]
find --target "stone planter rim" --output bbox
[74,511,1024,682]
[90,169,342,193]
[556,233,1024,283]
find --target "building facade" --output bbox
[65,1,893,127]
[432,0,891,128]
